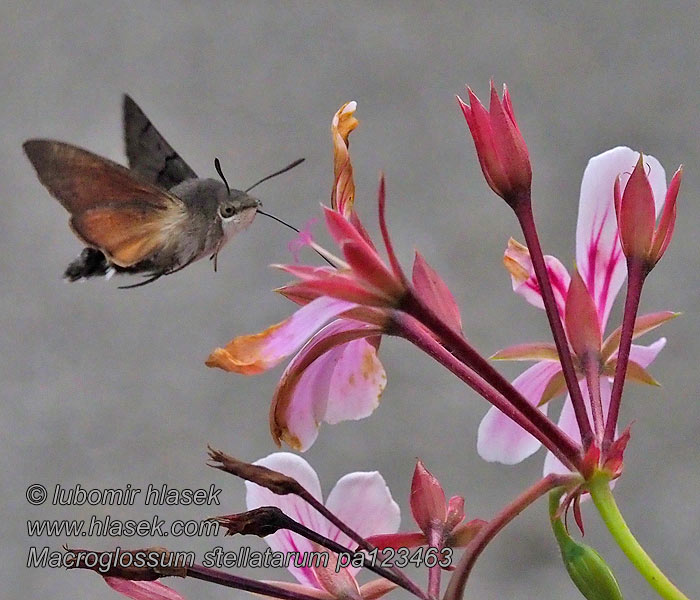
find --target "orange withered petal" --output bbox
[206,297,356,375]
[331,101,358,217]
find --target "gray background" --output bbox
[2,1,698,599]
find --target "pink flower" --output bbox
[245,452,400,599]
[478,147,676,473]
[457,81,532,207]
[207,103,407,452]
[277,200,406,309]
[206,293,388,451]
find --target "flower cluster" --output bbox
[69,85,688,600]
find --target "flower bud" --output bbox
[457,81,532,209]
[559,538,624,600]
[212,506,290,537]
[550,491,623,600]
[615,154,682,268]
[207,447,306,496]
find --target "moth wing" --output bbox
[70,205,182,267]
[123,94,198,189]
[23,139,188,267]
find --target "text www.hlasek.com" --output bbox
[27,516,219,537]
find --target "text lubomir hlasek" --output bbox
[51,484,221,506]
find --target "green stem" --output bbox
[548,488,570,546]
[588,473,691,600]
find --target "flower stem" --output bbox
[392,311,580,471]
[274,509,422,596]
[299,488,429,600]
[588,473,690,600]
[582,353,605,446]
[514,201,593,448]
[187,564,324,600]
[427,528,444,599]
[396,300,582,470]
[443,473,580,600]
[604,258,647,447]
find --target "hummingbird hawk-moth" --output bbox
[23,95,304,288]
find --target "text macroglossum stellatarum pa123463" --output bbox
[23,95,305,288]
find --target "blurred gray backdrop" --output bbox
[2,2,698,599]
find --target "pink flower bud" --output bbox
[410,460,446,534]
[615,154,682,267]
[457,81,532,208]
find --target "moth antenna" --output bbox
[245,158,305,193]
[214,157,231,195]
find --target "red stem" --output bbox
[582,353,604,446]
[604,258,647,447]
[442,474,580,600]
[392,311,581,471]
[299,489,428,600]
[274,510,418,594]
[187,564,325,600]
[514,202,593,447]
[427,527,444,599]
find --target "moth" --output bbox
[23,95,303,288]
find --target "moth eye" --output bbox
[219,204,235,220]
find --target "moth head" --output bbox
[212,156,304,232]
[216,189,260,227]
[213,158,259,229]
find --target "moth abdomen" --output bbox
[64,248,111,281]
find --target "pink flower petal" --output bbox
[104,579,185,600]
[503,238,570,316]
[341,241,404,300]
[276,264,338,281]
[412,252,462,332]
[377,176,406,282]
[576,147,666,329]
[245,453,327,587]
[627,338,667,368]
[324,206,374,255]
[543,395,580,477]
[322,338,386,425]
[313,557,362,600]
[601,311,678,362]
[543,378,613,476]
[288,218,318,263]
[564,270,602,358]
[206,297,356,374]
[270,320,386,451]
[325,471,400,568]
[281,278,391,308]
[477,361,561,464]
[491,342,559,361]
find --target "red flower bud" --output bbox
[457,81,532,208]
